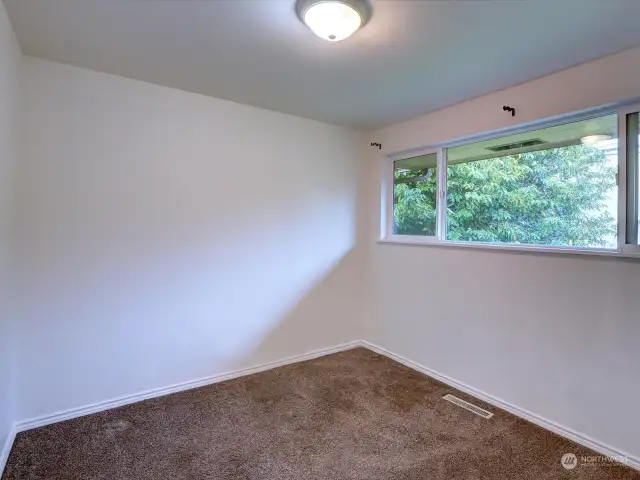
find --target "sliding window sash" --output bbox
[384,148,441,240]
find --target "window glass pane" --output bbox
[393,153,437,236]
[446,114,618,248]
[626,112,639,245]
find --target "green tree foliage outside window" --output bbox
[394,145,617,248]
[394,168,437,236]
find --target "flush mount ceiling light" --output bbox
[296,0,372,42]
[581,134,613,146]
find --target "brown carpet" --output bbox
[3,348,638,479]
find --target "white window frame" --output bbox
[618,104,640,256]
[383,148,442,243]
[380,101,640,259]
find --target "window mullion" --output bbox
[617,110,628,250]
[625,113,639,245]
[382,154,394,238]
[436,147,447,240]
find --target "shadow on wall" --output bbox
[243,248,363,367]
[15,223,360,420]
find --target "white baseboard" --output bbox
[6,339,639,474]
[360,340,640,472]
[0,424,17,476]
[15,340,361,433]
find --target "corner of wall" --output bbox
[0,0,24,469]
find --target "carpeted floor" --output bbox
[3,348,638,479]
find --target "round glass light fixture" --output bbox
[581,134,613,147]
[296,0,372,42]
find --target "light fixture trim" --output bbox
[295,0,372,42]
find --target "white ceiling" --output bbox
[5,0,640,130]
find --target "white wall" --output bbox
[367,45,640,460]
[0,0,21,455]
[15,57,365,420]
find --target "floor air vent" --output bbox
[443,394,494,419]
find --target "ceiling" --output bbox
[5,0,640,130]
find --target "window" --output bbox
[383,105,640,256]
[446,115,618,249]
[393,153,437,236]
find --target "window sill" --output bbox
[377,236,640,260]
